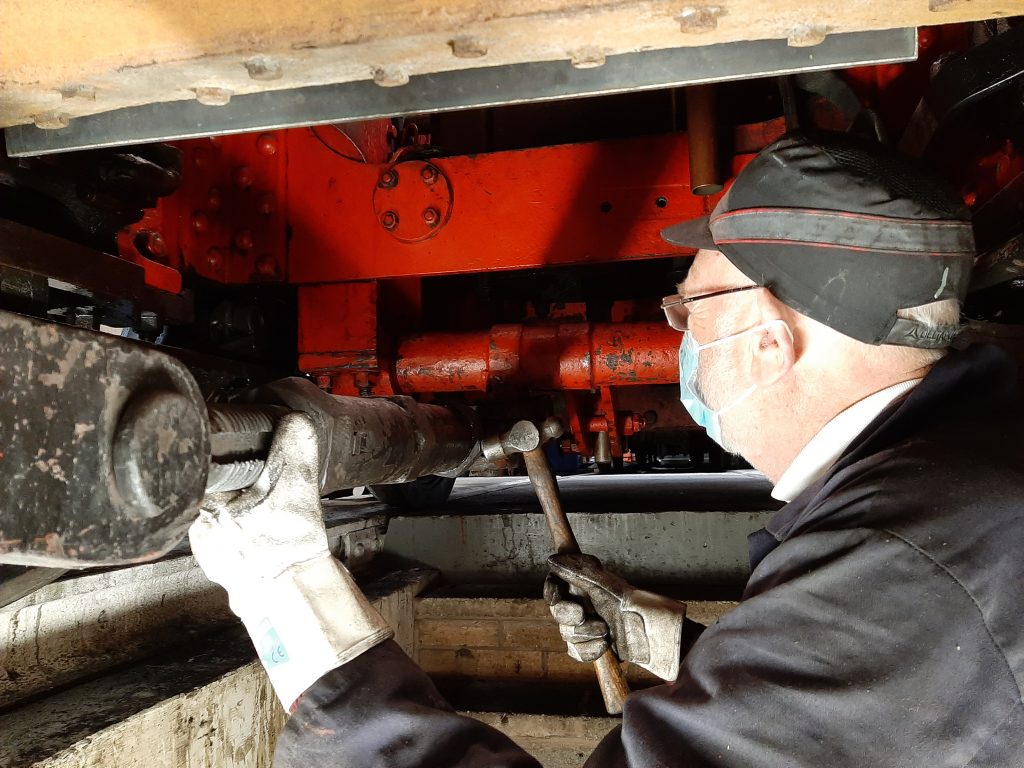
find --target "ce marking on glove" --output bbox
[257,620,291,668]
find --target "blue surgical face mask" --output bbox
[678,320,790,448]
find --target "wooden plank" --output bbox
[1,0,1016,129]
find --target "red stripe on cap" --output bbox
[714,237,973,256]
[711,207,969,227]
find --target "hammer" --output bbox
[482,418,630,715]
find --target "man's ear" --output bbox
[747,320,795,388]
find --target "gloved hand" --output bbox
[545,553,686,682]
[189,412,393,710]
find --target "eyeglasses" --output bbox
[661,285,762,331]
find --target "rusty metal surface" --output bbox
[685,84,723,196]
[204,404,289,492]
[0,310,210,567]
[395,322,679,393]
[257,378,480,493]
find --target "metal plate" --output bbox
[5,29,916,157]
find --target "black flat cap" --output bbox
[662,131,975,348]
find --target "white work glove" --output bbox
[545,553,686,682]
[189,412,393,710]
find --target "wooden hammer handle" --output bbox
[522,448,630,715]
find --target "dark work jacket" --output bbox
[276,344,1024,767]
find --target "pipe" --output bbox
[395,322,680,393]
[685,84,723,196]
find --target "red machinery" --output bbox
[90,22,1021,469]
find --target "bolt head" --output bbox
[381,211,399,230]
[257,133,278,156]
[258,192,276,216]
[234,229,254,250]
[207,247,224,271]
[421,165,439,184]
[256,254,278,277]
[423,207,440,227]
[147,232,165,256]
[379,170,399,189]
[192,211,210,233]
[233,166,253,189]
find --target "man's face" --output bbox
[678,250,760,453]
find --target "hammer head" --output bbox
[480,418,566,467]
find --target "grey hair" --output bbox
[888,298,962,365]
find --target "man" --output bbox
[190,131,1024,766]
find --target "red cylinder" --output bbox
[394,322,679,393]
[395,332,492,391]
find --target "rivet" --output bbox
[372,67,410,87]
[570,47,606,69]
[234,229,254,250]
[193,147,209,169]
[379,169,399,189]
[244,56,283,81]
[380,211,399,230]
[257,133,278,156]
[677,5,725,33]
[59,84,97,101]
[787,24,828,47]
[194,87,233,106]
[32,112,70,130]
[421,165,439,184]
[208,187,223,210]
[258,193,276,216]
[256,254,278,277]
[449,36,488,58]
[192,212,210,233]
[233,166,253,189]
[207,247,225,271]
[423,208,440,227]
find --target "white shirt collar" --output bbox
[771,379,922,502]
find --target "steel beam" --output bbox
[5,29,917,157]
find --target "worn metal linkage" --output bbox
[0,310,480,567]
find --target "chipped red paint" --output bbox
[394,322,678,393]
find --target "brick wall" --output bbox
[414,596,736,685]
